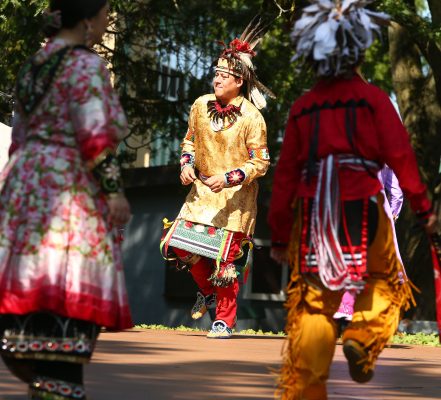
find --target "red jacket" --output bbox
[268,74,432,244]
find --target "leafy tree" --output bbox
[0,0,47,122]
[262,0,441,321]
[383,0,441,320]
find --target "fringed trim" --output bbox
[275,199,305,398]
[209,264,238,287]
[209,235,252,285]
[276,275,306,399]
[361,278,416,373]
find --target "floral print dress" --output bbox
[0,39,132,330]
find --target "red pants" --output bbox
[173,248,239,328]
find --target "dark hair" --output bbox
[44,0,107,37]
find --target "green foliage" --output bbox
[237,328,286,336]
[0,0,438,148]
[377,0,441,44]
[0,0,47,121]
[0,0,398,156]
[109,0,307,162]
[362,38,393,93]
[0,0,310,158]
[134,323,285,336]
[135,324,201,332]
[391,332,441,346]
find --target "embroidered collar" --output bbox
[207,96,243,132]
[16,40,91,117]
[16,47,71,116]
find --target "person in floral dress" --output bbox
[0,1,132,399]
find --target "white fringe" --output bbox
[309,155,361,291]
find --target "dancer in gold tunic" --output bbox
[162,22,274,338]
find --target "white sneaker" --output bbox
[206,320,233,339]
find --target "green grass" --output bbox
[134,324,440,346]
[135,324,200,332]
[391,332,441,347]
[135,324,284,336]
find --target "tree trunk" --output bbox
[389,20,441,320]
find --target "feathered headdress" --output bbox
[291,0,390,76]
[215,16,276,110]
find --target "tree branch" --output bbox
[378,0,441,105]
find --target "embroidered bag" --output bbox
[160,219,234,264]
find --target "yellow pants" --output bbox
[278,195,413,400]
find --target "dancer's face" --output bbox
[213,70,243,104]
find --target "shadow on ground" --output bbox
[2,331,441,400]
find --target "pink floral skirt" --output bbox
[0,142,132,329]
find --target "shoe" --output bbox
[191,292,215,320]
[343,339,374,383]
[206,320,233,339]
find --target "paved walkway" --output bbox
[1,329,441,399]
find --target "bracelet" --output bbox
[180,152,195,171]
[224,168,246,186]
[92,153,124,195]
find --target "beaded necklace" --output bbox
[207,99,242,131]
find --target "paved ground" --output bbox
[1,329,441,399]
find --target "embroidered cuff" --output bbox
[224,168,246,186]
[248,147,270,160]
[180,152,195,171]
[92,153,124,195]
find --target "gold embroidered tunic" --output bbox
[178,94,270,235]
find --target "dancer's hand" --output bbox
[202,174,226,193]
[424,214,439,235]
[270,247,288,265]
[107,194,131,226]
[180,166,197,185]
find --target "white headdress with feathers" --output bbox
[291,0,390,76]
[216,16,276,109]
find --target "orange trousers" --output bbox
[278,195,413,400]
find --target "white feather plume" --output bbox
[238,53,254,69]
[291,0,390,76]
[250,87,267,110]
